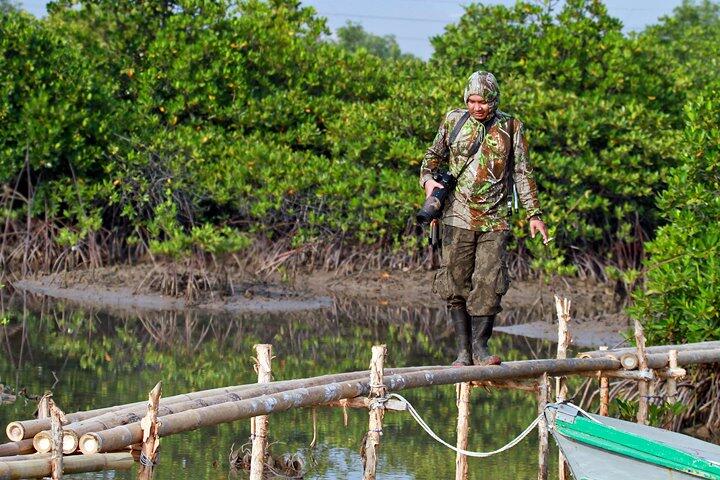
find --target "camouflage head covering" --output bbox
[463,71,500,110]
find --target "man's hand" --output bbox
[424,179,445,198]
[529,217,550,244]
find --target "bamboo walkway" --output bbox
[2,296,720,479]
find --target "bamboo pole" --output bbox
[26,365,451,452]
[455,382,471,480]
[554,295,570,480]
[9,373,373,442]
[471,379,538,392]
[578,369,654,381]
[10,364,453,441]
[323,397,406,411]
[0,439,34,457]
[80,356,630,454]
[634,320,649,425]
[0,452,133,479]
[250,344,272,480]
[8,404,147,442]
[578,341,720,359]
[0,453,50,463]
[49,400,66,480]
[537,373,549,480]
[362,345,387,480]
[667,349,679,405]
[138,381,162,480]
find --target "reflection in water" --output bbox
[0,291,560,479]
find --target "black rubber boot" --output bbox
[450,307,472,367]
[471,315,501,366]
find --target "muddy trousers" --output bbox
[432,226,511,315]
[433,226,510,363]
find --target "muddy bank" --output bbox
[9,264,631,346]
[13,268,332,314]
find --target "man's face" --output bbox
[466,94,492,121]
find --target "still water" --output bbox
[1,292,563,479]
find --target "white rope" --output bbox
[565,402,604,424]
[387,393,543,458]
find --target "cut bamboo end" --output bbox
[33,431,77,454]
[620,353,639,370]
[79,434,100,455]
[32,433,52,454]
[62,431,79,454]
[5,424,24,443]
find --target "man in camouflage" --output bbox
[420,71,548,366]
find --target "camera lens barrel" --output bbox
[416,172,456,225]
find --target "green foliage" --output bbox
[629,84,720,344]
[611,398,685,427]
[640,0,720,97]
[1,0,719,280]
[0,10,118,181]
[335,21,413,60]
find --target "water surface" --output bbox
[0,292,562,479]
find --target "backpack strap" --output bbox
[448,111,470,145]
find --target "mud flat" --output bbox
[9,265,630,347]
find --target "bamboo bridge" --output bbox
[2,297,720,479]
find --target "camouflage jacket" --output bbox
[419,109,542,232]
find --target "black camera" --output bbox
[416,171,457,224]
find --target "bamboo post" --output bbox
[362,345,387,480]
[554,295,570,480]
[138,382,162,480]
[599,346,610,416]
[455,382,471,480]
[537,373,549,480]
[634,320,649,425]
[249,344,272,480]
[37,393,51,420]
[49,400,66,480]
[667,349,678,404]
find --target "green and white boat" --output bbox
[545,403,720,480]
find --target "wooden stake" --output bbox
[667,349,679,405]
[537,373,549,480]
[599,346,609,417]
[49,400,66,480]
[249,344,272,480]
[455,382,471,480]
[37,393,51,420]
[362,345,387,480]
[138,382,162,480]
[634,320,649,425]
[554,295,570,480]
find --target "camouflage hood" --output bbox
[463,71,500,110]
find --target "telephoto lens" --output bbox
[416,172,456,224]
